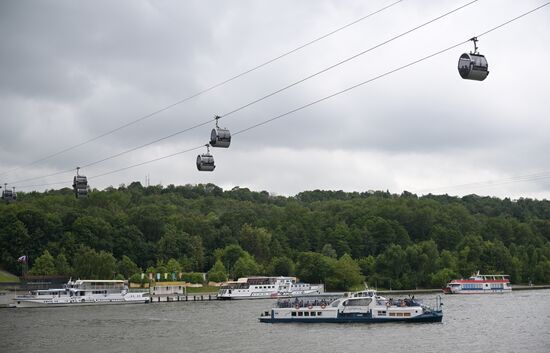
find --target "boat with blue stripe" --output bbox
[259,289,443,323]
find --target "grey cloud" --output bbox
[1,0,549,199]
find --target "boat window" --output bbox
[291,312,296,317]
[317,312,322,316]
[311,312,316,317]
[346,298,372,306]
[330,299,341,307]
[304,312,310,317]
[378,311,386,316]
[298,312,303,317]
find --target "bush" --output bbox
[181,272,204,284]
[129,273,142,284]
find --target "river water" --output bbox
[2,289,550,353]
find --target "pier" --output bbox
[149,293,219,303]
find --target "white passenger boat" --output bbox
[14,279,149,307]
[259,289,443,323]
[443,271,512,294]
[218,276,323,300]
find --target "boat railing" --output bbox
[420,295,443,312]
[276,296,340,308]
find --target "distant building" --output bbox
[150,282,186,296]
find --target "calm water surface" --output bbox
[2,290,550,353]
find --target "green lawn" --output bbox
[0,270,20,283]
[185,285,219,294]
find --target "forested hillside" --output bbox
[1,182,550,290]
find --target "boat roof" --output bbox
[226,276,296,283]
[73,279,125,283]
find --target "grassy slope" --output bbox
[0,269,20,283]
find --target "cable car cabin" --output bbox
[196,153,215,171]
[458,53,489,81]
[1,189,16,202]
[210,127,231,148]
[72,175,88,198]
[75,188,88,198]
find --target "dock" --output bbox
[149,293,219,302]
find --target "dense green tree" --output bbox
[270,256,295,276]
[221,244,246,272]
[117,255,141,279]
[54,253,72,276]
[207,260,228,282]
[232,253,260,279]
[321,244,337,258]
[239,224,271,263]
[29,250,56,275]
[295,252,333,284]
[166,258,182,277]
[325,254,364,291]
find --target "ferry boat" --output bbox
[14,279,150,307]
[259,289,443,323]
[443,271,512,294]
[217,276,323,300]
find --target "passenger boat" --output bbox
[218,276,323,300]
[443,271,512,294]
[14,279,149,307]
[259,289,443,323]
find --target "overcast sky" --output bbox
[1,0,549,199]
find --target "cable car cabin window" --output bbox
[458,55,471,77]
[76,189,88,198]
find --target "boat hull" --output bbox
[14,297,149,308]
[443,288,512,294]
[14,299,149,308]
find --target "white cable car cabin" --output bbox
[197,145,215,171]
[458,37,489,81]
[210,116,231,148]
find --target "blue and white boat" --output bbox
[259,289,443,323]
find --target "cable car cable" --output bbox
[417,170,550,194]
[13,1,550,190]
[0,0,403,178]
[6,0,478,186]
[219,0,480,119]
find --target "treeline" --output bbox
[1,182,550,290]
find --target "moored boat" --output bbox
[14,279,149,307]
[218,276,323,300]
[259,289,443,323]
[443,271,512,294]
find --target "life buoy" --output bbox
[295,304,300,310]
[307,304,313,309]
[320,304,326,309]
